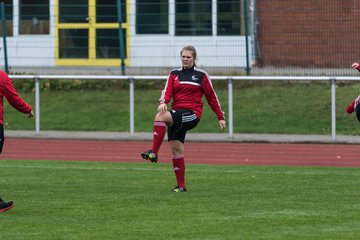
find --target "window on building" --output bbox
[136,0,168,34]
[59,29,88,58]
[96,0,126,23]
[59,0,88,23]
[175,0,212,36]
[217,0,241,35]
[96,28,127,59]
[0,0,13,36]
[20,0,49,35]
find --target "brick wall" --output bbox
[256,0,360,68]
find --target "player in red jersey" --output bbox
[0,71,34,212]
[141,45,226,192]
[346,62,360,121]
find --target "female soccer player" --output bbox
[346,62,360,121]
[141,45,226,192]
[0,71,34,212]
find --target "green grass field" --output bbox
[1,159,359,240]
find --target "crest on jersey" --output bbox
[191,75,199,81]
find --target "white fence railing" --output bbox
[9,75,360,141]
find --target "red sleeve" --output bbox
[159,73,174,104]
[201,74,225,120]
[1,72,32,114]
[357,65,360,72]
[346,101,355,113]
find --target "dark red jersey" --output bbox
[0,71,32,125]
[159,66,225,120]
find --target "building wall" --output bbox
[256,0,360,68]
[0,0,56,68]
[0,0,252,71]
[5,36,55,67]
[129,35,250,68]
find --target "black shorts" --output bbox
[168,109,199,143]
[0,125,4,154]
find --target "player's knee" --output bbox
[154,113,162,121]
[171,149,182,156]
[171,146,183,156]
[155,111,171,122]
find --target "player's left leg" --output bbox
[169,140,187,192]
[167,110,199,192]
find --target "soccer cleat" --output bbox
[0,198,15,212]
[141,150,158,163]
[171,186,187,192]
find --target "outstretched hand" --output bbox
[28,110,34,118]
[218,120,226,130]
[352,62,359,69]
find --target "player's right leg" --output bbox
[141,111,173,163]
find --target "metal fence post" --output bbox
[35,77,40,135]
[244,0,250,75]
[331,78,336,141]
[129,77,134,135]
[228,78,233,138]
[117,0,126,75]
[1,2,9,73]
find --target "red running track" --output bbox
[1,138,360,167]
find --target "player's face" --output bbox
[181,50,195,69]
